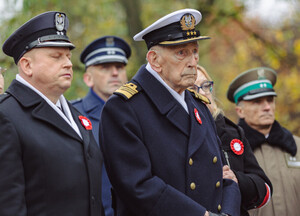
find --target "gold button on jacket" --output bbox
[213,156,217,163]
[190,182,196,190]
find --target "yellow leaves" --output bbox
[294,39,300,57]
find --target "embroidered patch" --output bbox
[230,139,244,155]
[78,116,92,130]
[285,153,300,168]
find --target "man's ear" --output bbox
[18,56,33,77]
[147,49,162,72]
[83,72,94,88]
[235,105,244,118]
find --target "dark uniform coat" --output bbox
[0,80,103,216]
[215,115,272,216]
[99,65,241,216]
[72,89,113,216]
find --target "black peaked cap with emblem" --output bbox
[133,8,210,49]
[2,11,75,64]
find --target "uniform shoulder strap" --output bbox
[114,81,141,100]
[187,88,211,104]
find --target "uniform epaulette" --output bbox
[187,88,211,104]
[114,81,141,100]
[0,93,10,103]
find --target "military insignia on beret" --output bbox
[114,82,140,100]
[187,88,210,104]
[180,13,196,31]
[78,116,92,130]
[55,13,65,32]
[230,139,244,155]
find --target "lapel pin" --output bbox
[230,139,244,155]
[78,116,92,130]
[194,108,202,125]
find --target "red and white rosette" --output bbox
[230,139,244,155]
[78,116,92,130]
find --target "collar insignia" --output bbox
[55,13,65,32]
[285,153,300,168]
[180,13,196,31]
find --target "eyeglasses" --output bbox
[191,81,214,94]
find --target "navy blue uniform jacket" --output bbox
[99,65,241,216]
[72,89,113,216]
[0,80,103,216]
[215,115,272,216]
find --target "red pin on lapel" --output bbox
[78,116,92,130]
[194,108,202,125]
[230,139,244,155]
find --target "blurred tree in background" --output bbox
[0,0,299,135]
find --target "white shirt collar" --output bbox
[146,63,189,113]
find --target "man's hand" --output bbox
[223,165,238,183]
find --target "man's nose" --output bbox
[262,100,271,110]
[111,66,119,76]
[64,57,73,68]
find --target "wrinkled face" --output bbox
[25,47,73,97]
[0,72,4,94]
[237,96,276,129]
[157,42,199,94]
[85,62,127,101]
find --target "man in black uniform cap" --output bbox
[0,11,104,216]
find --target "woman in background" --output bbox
[192,65,272,216]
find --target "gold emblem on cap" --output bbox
[180,14,196,31]
[55,13,65,32]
